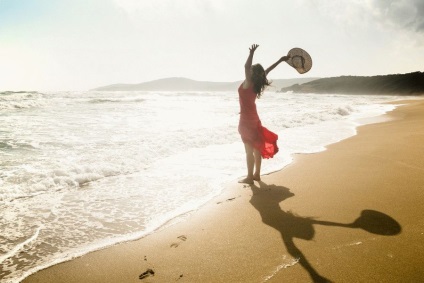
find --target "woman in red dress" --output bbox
[238,44,290,184]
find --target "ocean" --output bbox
[0,89,406,282]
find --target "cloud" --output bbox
[311,0,424,34]
[371,0,424,33]
[112,0,226,22]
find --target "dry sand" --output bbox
[24,99,424,283]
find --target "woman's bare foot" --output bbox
[253,175,261,181]
[238,177,254,185]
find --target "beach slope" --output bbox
[24,100,424,283]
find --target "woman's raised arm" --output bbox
[265,55,290,76]
[244,44,259,86]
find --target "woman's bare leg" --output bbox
[239,143,254,184]
[253,149,262,181]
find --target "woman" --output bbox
[238,44,290,184]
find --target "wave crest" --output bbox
[0,91,45,110]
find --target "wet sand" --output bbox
[24,99,424,283]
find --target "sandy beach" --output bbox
[23,99,424,283]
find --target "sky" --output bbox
[1,0,423,91]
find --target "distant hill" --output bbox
[279,72,424,95]
[91,77,319,92]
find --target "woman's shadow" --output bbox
[250,182,401,283]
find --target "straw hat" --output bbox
[286,48,312,74]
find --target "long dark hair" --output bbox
[251,64,271,98]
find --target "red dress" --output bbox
[238,83,279,159]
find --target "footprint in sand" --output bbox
[170,235,187,248]
[177,235,187,241]
[216,196,240,204]
[139,268,155,280]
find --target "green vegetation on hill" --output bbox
[92,77,318,92]
[280,72,424,95]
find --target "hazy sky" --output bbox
[1,0,423,91]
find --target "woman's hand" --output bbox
[279,55,291,62]
[249,44,259,53]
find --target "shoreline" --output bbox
[22,99,424,282]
